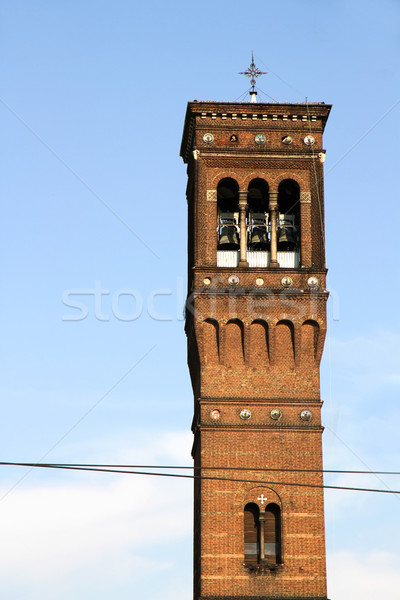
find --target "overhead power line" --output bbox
[7,463,397,475]
[0,462,399,495]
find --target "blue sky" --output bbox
[0,1,399,598]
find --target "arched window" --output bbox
[264,503,282,564]
[244,502,282,567]
[244,503,259,565]
[247,179,269,250]
[277,179,300,251]
[217,178,239,249]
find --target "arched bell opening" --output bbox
[217,178,240,250]
[247,179,270,250]
[277,179,300,252]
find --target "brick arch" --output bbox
[244,486,282,508]
[301,317,326,365]
[249,319,269,367]
[301,319,319,364]
[210,171,245,189]
[201,318,220,365]
[274,319,295,367]
[301,316,324,328]
[269,172,308,191]
[241,172,272,190]
[224,318,245,366]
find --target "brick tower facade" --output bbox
[180,99,331,600]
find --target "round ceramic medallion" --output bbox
[304,134,315,146]
[254,133,266,145]
[202,133,214,143]
[240,409,252,420]
[307,276,319,288]
[270,408,282,420]
[281,276,293,288]
[228,274,240,286]
[300,409,313,421]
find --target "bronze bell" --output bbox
[249,226,269,249]
[218,225,240,249]
[278,227,297,249]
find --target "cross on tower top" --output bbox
[239,52,267,103]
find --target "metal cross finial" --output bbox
[239,52,267,101]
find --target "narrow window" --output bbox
[244,503,259,565]
[264,503,281,564]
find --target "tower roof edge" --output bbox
[180,101,332,162]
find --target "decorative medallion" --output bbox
[254,133,266,145]
[282,135,293,145]
[230,134,238,143]
[203,277,211,286]
[202,133,214,144]
[303,134,315,146]
[281,276,293,288]
[210,409,221,421]
[270,408,282,420]
[307,276,319,289]
[228,274,240,286]
[240,409,252,420]
[300,409,313,421]
[255,278,264,287]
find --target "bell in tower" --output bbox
[217,178,240,250]
[247,178,269,250]
[277,179,300,251]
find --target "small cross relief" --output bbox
[257,494,267,505]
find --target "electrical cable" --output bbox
[0,462,399,494]
[6,463,397,475]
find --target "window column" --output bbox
[238,190,249,267]
[269,191,279,267]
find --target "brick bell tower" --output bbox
[180,66,331,600]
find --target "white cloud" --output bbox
[328,551,400,600]
[0,432,193,599]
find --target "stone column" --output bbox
[259,512,266,561]
[238,191,249,267]
[269,191,279,267]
